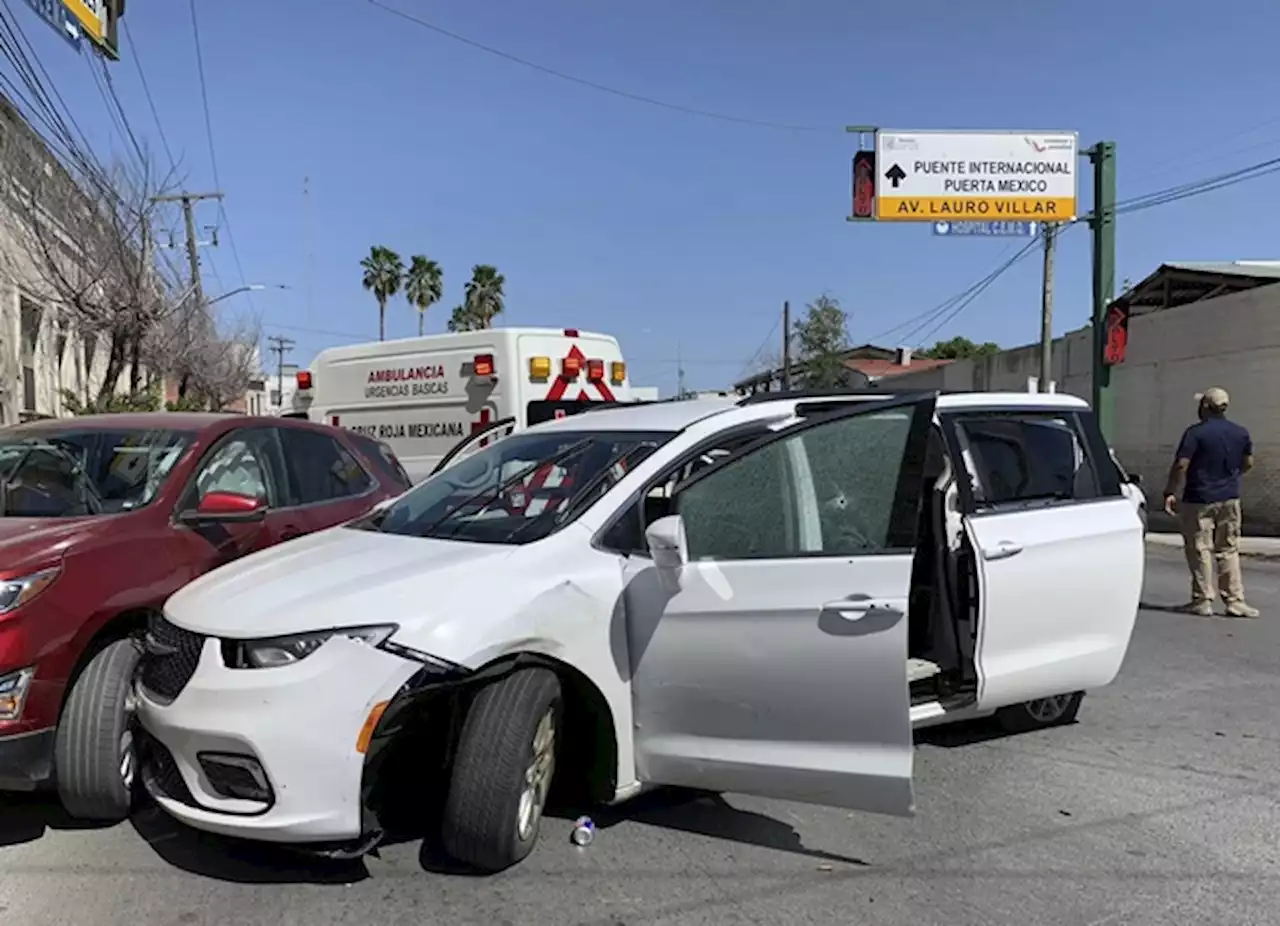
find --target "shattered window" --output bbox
[677,408,914,560]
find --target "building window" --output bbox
[20,297,42,413]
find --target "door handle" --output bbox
[281,527,302,541]
[822,600,903,621]
[982,541,1023,561]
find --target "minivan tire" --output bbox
[54,638,142,822]
[995,691,1084,734]
[441,667,562,873]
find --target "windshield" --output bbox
[0,428,194,518]
[362,429,672,544]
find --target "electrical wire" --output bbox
[87,51,146,171]
[736,308,784,381]
[364,0,831,134]
[187,0,257,314]
[0,3,108,187]
[121,19,177,174]
[868,149,1280,350]
[907,236,1046,347]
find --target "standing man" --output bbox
[1162,387,1259,618]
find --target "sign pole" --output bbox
[1087,141,1117,442]
[1039,223,1056,390]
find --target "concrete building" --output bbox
[0,94,136,424]
[884,261,1280,534]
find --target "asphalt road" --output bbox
[3,547,1278,926]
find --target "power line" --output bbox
[737,307,784,381]
[364,0,830,134]
[87,50,146,170]
[868,150,1280,350]
[908,237,1045,347]
[0,4,108,186]
[187,0,257,314]
[121,19,177,173]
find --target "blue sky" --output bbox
[8,0,1280,394]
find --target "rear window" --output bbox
[957,414,1100,506]
[346,431,412,489]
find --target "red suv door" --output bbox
[172,425,303,576]
[274,424,386,533]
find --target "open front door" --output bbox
[627,394,937,816]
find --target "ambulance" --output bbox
[294,328,632,483]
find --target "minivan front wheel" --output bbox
[441,667,562,873]
[54,638,142,822]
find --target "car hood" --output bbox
[165,525,520,641]
[0,516,102,568]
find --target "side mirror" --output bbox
[181,490,267,524]
[645,514,688,571]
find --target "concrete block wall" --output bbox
[1112,286,1280,535]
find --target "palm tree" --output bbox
[463,264,505,330]
[360,245,404,341]
[405,255,443,336]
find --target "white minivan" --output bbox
[134,390,1144,872]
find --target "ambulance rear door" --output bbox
[515,329,630,427]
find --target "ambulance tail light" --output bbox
[610,361,626,385]
[529,356,552,379]
[562,354,582,378]
[586,359,605,382]
[296,370,313,391]
[473,354,495,378]
[563,328,580,338]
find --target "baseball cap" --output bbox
[1195,387,1230,410]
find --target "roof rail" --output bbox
[735,387,934,406]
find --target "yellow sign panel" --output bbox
[61,0,105,44]
[876,196,1076,222]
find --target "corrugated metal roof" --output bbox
[1161,261,1280,280]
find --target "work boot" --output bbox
[1178,601,1214,616]
[1224,601,1260,618]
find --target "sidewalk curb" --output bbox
[1146,533,1280,561]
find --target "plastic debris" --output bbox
[570,816,595,847]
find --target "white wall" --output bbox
[1111,286,1280,534]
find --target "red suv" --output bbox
[0,412,411,821]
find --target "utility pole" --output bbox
[1086,142,1117,442]
[266,334,295,413]
[781,300,792,391]
[151,192,223,311]
[676,341,686,399]
[1038,224,1056,391]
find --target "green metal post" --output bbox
[1088,142,1117,442]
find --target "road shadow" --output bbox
[914,716,1080,749]
[1139,600,1223,617]
[130,802,370,885]
[0,791,113,848]
[548,787,869,866]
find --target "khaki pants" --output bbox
[1179,498,1245,605]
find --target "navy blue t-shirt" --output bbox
[1176,416,1253,503]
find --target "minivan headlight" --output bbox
[231,625,398,669]
[0,567,61,615]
